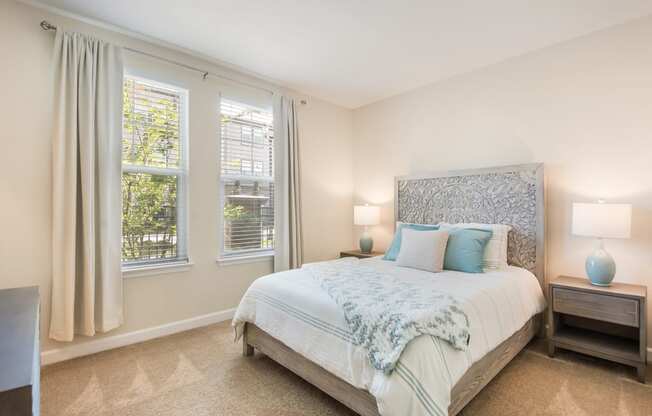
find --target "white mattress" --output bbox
[233,258,546,416]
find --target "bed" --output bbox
[234,163,546,416]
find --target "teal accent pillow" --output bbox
[443,228,493,273]
[383,223,439,261]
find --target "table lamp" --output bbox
[354,205,380,253]
[572,202,631,286]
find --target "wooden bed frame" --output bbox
[244,316,541,416]
[243,163,546,416]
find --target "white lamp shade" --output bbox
[354,205,380,226]
[572,203,631,239]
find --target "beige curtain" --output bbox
[273,96,303,271]
[49,31,124,342]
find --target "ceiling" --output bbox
[34,0,652,108]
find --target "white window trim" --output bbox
[121,75,191,272]
[216,251,273,266]
[123,260,194,278]
[217,96,275,262]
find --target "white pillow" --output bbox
[440,222,511,270]
[396,228,449,273]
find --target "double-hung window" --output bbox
[121,76,189,268]
[219,99,274,259]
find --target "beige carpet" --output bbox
[42,321,652,416]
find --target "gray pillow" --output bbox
[396,229,449,273]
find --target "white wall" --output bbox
[353,16,652,347]
[298,98,354,261]
[0,0,353,354]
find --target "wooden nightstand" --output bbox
[339,250,383,259]
[548,275,647,382]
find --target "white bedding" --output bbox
[233,258,546,416]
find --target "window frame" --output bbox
[121,75,191,272]
[217,96,275,262]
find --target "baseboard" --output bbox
[41,308,235,366]
[37,312,652,366]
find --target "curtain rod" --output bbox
[40,20,275,96]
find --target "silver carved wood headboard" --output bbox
[394,163,545,287]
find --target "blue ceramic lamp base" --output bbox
[359,229,373,254]
[586,240,616,286]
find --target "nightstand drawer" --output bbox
[553,288,639,327]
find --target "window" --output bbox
[121,77,188,268]
[219,99,274,258]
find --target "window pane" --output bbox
[219,98,275,257]
[220,99,273,178]
[223,179,274,253]
[123,78,182,168]
[121,172,180,264]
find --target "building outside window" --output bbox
[121,76,189,268]
[219,99,274,258]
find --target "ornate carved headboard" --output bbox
[394,163,545,287]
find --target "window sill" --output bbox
[122,261,193,278]
[216,252,274,266]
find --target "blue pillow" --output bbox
[383,223,439,261]
[443,228,493,273]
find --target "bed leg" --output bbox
[243,324,254,357]
[243,341,254,357]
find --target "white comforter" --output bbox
[233,258,546,416]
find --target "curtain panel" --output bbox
[273,96,304,271]
[50,31,124,341]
